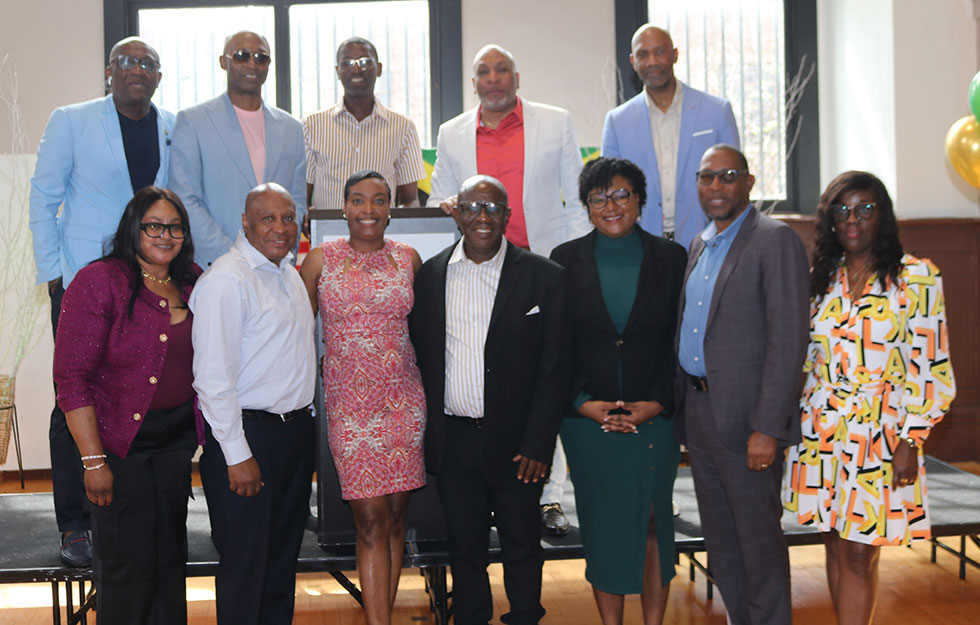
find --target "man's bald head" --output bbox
[109,36,160,63]
[224,31,270,56]
[471,44,517,75]
[458,175,508,205]
[245,182,294,216]
[630,24,673,51]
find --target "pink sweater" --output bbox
[54,258,204,457]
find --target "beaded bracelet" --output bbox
[80,454,107,461]
[83,462,106,471]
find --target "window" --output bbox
[615,0,818,211]
[103,0,462,146]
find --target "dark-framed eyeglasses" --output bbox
[111,55,160,72]
[226,49,272,65]
[458,201,508,217]
[695,168,748,186]
[830,202,876,222]
[140,222,188,239]
[338,56,376,71]
[587,188,633,210]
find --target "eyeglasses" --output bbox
[695,168,748,186]
[111,55,160,72]
[830,202,876,222]
[587,188,633,210]
[458,201,508,217]
[338,56,376,71]
[140,222,188,239]
[226,49,272,65]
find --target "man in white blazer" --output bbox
[29,36,174,568]
[602,24,740,248]
[427,44,591,537]
[169,31,306,266]
[427,44,591,259]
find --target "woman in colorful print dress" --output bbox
[300,170,425,625]
[782,171,956,625]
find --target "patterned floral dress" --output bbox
[319,238,426,500]
[782,254,956,545]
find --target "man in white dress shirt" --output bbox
[190,182,316,625]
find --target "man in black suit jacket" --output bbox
[411,175,569,625]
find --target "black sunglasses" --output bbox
[458,201,508,217]
[830,202,876,222]
[695,168,748,186]
[140,222,188,239]
[226,49,272,65]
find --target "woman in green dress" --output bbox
[550,157,686,625]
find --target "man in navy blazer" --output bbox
[169,31,306,266]
[602,24,739,247]
[411,175,569,625]
[29,36,174,568]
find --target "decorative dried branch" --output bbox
[758,54,816,214]
[0,55,47,377]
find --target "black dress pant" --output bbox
[89,401,197,625]
[684,390,792,625]
[436,417,546,625]
[49,282,89,533]
[199,413,315,625]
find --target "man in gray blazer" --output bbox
[675,144,809,625]
[169,30,306,266]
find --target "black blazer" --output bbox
[410,243,570,488]
[550,228,687,414]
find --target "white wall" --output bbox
[818,0,980,216]
[2,0,978,472]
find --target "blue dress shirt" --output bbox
[677,205,753,376]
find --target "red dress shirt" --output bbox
[476,99,528,248]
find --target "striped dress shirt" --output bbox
[444,238,508,419]
[303,98,425,210]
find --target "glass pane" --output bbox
[649,0,787,201]
[290,1,431,146]
[139,6,277,112]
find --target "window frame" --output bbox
[103,0,462,143]
[614,0,819,213]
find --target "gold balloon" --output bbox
[945,115,980,189]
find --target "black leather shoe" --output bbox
[540,503,570,536]
[61,530,92,568]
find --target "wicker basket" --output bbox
[0,375,15,466]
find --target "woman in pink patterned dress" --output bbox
[300,170,425,625]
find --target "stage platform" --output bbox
[1,456,977,624]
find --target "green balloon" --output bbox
[970,70,980,122]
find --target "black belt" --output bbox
[241,406,311,422]
[688,374,709,392]
[446,413,484,429]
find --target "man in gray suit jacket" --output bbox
[169,30,306,266]
[675,144,809,625]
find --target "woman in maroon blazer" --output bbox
[54,186,203,625]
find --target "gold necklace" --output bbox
[141,268,172,285]
[846,259,873,295]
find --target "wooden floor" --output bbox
[3,470,979,624]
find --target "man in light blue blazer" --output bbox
[29,36,174,568]
[602,25,739,248]
[169,31,306,266]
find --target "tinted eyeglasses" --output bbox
[587,188,633,210]
[338,57,377,71]
[830,202,876,222]
[458,201,508,217]
[140,222,188,239]
[111,55,160,72]
[695,168,748,186]
[226,49,272,65]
